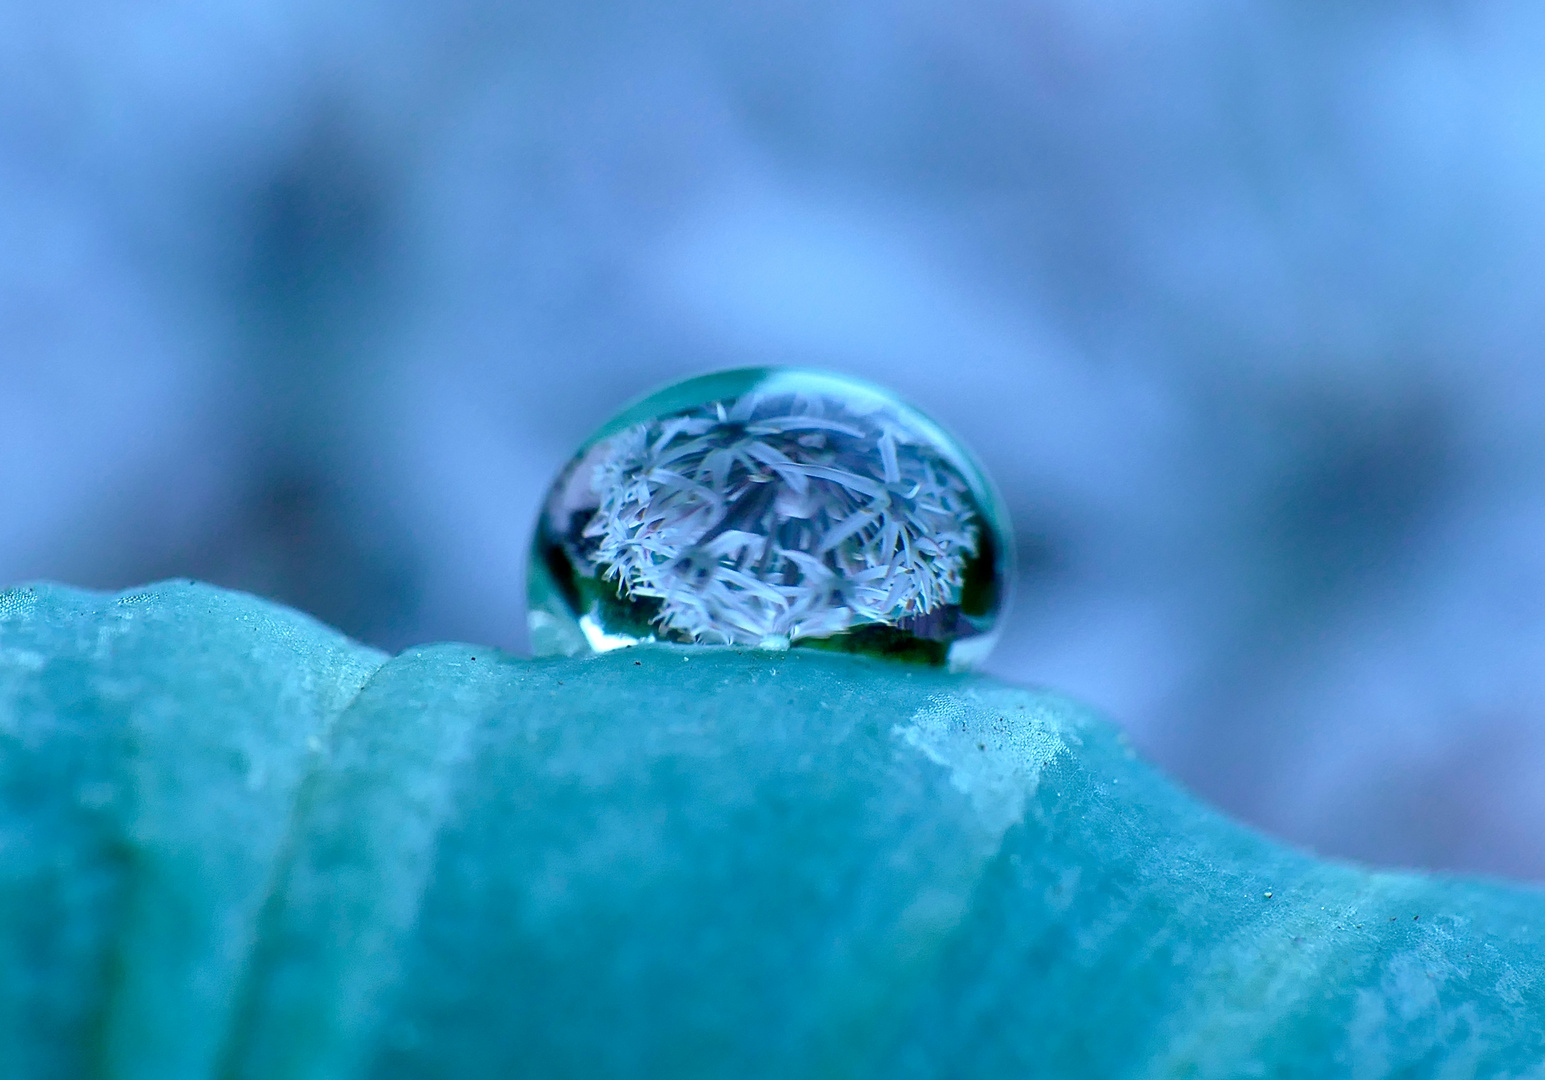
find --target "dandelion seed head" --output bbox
[567,389,982,646]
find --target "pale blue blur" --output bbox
[4,1,1545,879]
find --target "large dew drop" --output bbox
[528,369,1010,668]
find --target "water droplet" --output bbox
[528,368,1011,668]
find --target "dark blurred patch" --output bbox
[1006,521,1066,591]
[1162,383,1460,815]
[244,111,390,336]
[1264,387,1455,599]
[173,470,422,649]
[182,107,422,648]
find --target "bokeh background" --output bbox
[5,1,1545,880]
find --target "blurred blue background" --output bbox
[4,1,1544,880]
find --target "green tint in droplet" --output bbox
[528,368,1011,669]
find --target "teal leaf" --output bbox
[1,581,1541,1078]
